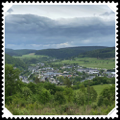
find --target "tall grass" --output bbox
[6,102,115,115]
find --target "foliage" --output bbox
[57,76,65,83]
[54,91,66,104]
[91,102,98,110]
[21,87,32,100]
[27,82,37,93]
[73,90,87,105]
[79,47,115,59]
[73,85,97,105]
[64,77,72,87]
[38,88,51,104]
[5,48,36,56]
[35,46,108,59]
[5,54,27,70]
[79,84,86,91]
[5,64,21,98]
[86,86,97,103]
[63,87,73,103]
[81,77,115,87]
[43,82,57,95]
[97,85,115,106]
[6,47,114,60]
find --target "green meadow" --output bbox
[92,84,113,95]
[13,53,48,59]
[54,57,115,69]
[13,54,115,69]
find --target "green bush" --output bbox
[34,103,43,110]
[97,95,103,106]
[59,104,75,115]
[54,91,66,104]
[73,90,86,105]
[21,86,32,101]
[63,87,73,103]
[97,85,115,106]
[19,100,27,107]
[5,96,13,105]
[31,94,39,103]
[38,88,51,104]
[61,104,69,113]
[18,108,30,115]
[43,82,57,95]
[90,109,100,115]
[91,102,97,109]
[86,86,97,102]
[12,108,20,115]
[27,104,34,110]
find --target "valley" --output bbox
[5,46,116,115]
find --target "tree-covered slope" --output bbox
[78,47,115,59]
[35,46,108,59]
[5,53,27,70]
[5,46,114,59]
[5,48,36,56]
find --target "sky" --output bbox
[5,5,115,50]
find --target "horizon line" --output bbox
[5,45,115,51]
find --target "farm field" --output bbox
[54,57,115,69]
[13,53,48,59]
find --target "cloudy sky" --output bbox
[5,5,115,50]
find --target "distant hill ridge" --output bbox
[35,46,109,59]
[5,46,114,59]
[78,47,115,59]
[5,48,36,56]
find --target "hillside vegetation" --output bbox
[13,53,47,59]
[35,46,108,59]
[78,47,115,59]
[5,46,108,59]
[53,57,115,69]
[5,54,27,70]
[5,48,36,56]
[5,46,115,60]
[5,64,115,115]
[13,53,51,66]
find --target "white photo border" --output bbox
[2,1,118,119]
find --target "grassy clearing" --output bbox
[92,84,113,95]
[54,57,115,69]
[57,85,66,88]
[30,64,36,66]
[74,84,112,96]
[13,53,48,59]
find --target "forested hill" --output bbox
[35,46,108,59]
[5,53,27,70]
[78,47,115,59]
[5,46,114,59]
[5,48,36,56]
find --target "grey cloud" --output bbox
[5,14,115,49]
[100,11,115,16]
